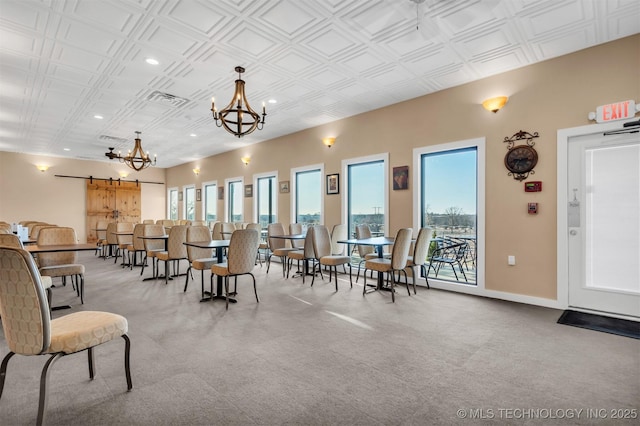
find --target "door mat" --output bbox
[557,310,639,340]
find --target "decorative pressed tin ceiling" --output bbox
[0,0,638,167]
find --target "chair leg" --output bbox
[140,253,148,276]
[37,353,63,426]
[79,274,85,304]
[363,268,367,295]
[88,347,95,379]
[251,273,259,303]
[122,334,133,391]
[421,265,430,289]
[224,276,230,310]
[311,262,317,287]
[403,270,411,295]
[0,352,16,399]
[184,266,192,292]
[390,271,396,303]
[200,270,205,299]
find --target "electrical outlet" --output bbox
[508,255,516,266]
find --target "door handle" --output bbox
[569,229,578,236]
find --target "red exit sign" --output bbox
[593,100,636,123]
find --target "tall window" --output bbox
[255,173,277,227]
[344,156,387,239]
[226,178,243,222]
[203,181,217,222]
[417,141,482,286]
[292,164,323,228]
[168,188,178,220]
[184,185,195,221]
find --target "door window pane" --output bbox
[168,189,178,220]
[204,183,217,222]
[228,180,243,222]
[421,147,477,285]
[184,187,195,220]
[347,161,385,239]
[295,169,321,227]
[257,176,276,227]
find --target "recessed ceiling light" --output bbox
[190,133,197,137]
[268,99,277,104]
[94,115,103,119]
[146,58,159,65]
[63,148,70,151]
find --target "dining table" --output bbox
[337,236,396,290]
[183,240,231,303]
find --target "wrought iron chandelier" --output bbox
[105,131,156,171]
[211,66,266,138]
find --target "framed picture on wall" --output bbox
[279,180,290,193]
[392,166,409,190]
[244,184,253,198]
[178,191,183,201]
[326,173,339,195]
[196,189,201,202]
[217,186,224,200]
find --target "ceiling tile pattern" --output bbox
[0,0,638,167]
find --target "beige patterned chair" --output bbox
[266,223,297,277]
[142,219,155,224]
[156,225,188,284]
[140,224,165,278]
[191,220,207,226]
[125,223,146,270]
[185,225,216,298]
[405,227,433,292]
[311,225,352,291]
[363,228,413,302]
[210,228,260,310]
[211,221,223,240]
[0,233,53,309]
[355,224,389,282]
[287,230,316,283]
[245,223,263,266]
[95,220,110,257]
[0,246,132,426]
[113,222,134,266]
[104,222,118,259]
[37,227,86,304]
[221,222,235,239]
[289,223,304,249]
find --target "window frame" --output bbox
[253,171,278,226]
[224,176,244,223]
[183,184,196,221]
[167,187,178,220]
[201,180,218,224]
[290,163,324,227]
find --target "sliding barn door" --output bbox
[86,180,141,243]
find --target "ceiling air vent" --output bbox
[147,90,190,108]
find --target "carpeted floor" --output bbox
[1,252,639,425]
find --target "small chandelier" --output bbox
[105,131,156,171]
[211,66,266,138]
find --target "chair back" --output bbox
[211,222,223,240]
[0,246,50,355]
[96,220,109,241]
[191,220,207,226]
[289,223,304,248]
[28,222,48,237]
[186,225,213,261]
[131,224,146,250]
[0,233,24,248]
[143,224,165,251]
[227,228,259,274]
[221,222,235,239]
[143,219,155,224]
[167,225,188,258]
[234,222,246,230]
[245,223,262,247]
[267,223,286,250]
[303,227,316,259]
[412,227,433,267]
[37,227,78,267]
[331,224,347,255]
[311,225,332,259]
[179,220,192,226]
[0,228,11,234]
[355,224,375,257]
[391,228,413,270]
[106,222,118,245]
[31,224,54,240]
[116,222,134,245]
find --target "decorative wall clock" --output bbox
[503,130,539,181]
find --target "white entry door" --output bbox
[567,130,640,318]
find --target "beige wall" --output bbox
[165,35,640,302]
[0,152,166,242]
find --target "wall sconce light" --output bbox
[322,137,336,148]
[193,168,200,176]
[119,171,129,179]
[241,157,251,166]
[482,96,508,113]
[36,165,49,172]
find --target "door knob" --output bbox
[569,229,578,236]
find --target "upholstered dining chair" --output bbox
[363,228,413,302]
[210,228,260,310]
[245,223,264,265]
[184,225,216,298]
[113,222,134,266]
[311,225,352,290]
[220,222,235,240]
[104,222,118,259]
[95,220,109,257]
[156,225,188,284]
[140,224,165,278]
[405,227,433,292]
[142,219,155,224]
[211,221,223,240]
[0,246,132,426]
[354,224,389,282]
[287,228,316,283]
[289,223,304,249]
[266,223,297,277]
[125,223,147,270]
[0,233,54,310]
[37,227,86,304]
